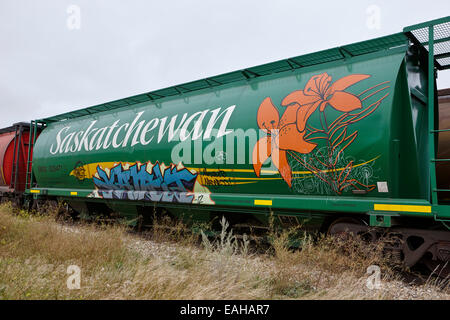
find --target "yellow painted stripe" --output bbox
[191,156,380,175]
[374,204,431,213]
[70,156,380,180]
[230,181,257,185]
[30,189,40,194]
[70,192,78,196]
[254,199,272,206]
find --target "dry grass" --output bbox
[0,202,448,300]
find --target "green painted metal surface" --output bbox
[29,45,436,219]
[404,16,450,220]
[24,17,450,223]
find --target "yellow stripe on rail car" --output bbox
[374,204,431,213]
[70,192,78,196]
[254,199,272,206]
[30,189,40,194]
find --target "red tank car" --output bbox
[0,123,33,197]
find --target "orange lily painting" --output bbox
[252,72,390,195]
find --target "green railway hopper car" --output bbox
[25,17,450,274]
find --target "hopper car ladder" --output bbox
[25,120,43,191]
[9,123,29,193]
[405,16,450,221]
[10,123,23,192]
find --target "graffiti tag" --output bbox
[93,162,199,203]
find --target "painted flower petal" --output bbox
[328,74,370,93]
[279,123,317,154]
[257,97,280,133]
[271,148,292,187]
[296,100,322,132]
[304,73,328,96]
[252,137,272,177]
[281,90,320,107]
[328,91,362,112]
[318,74,332,94]
[279,105,300,127]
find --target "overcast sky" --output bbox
[0,0,449,128]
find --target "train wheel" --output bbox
[12,196,24,210]
[31,199,42,212]
[327,217,369,240]
[423,257,449,278]
[326,217,370,258]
